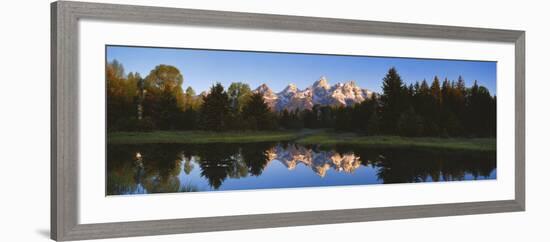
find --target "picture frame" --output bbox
[51,1,525,241]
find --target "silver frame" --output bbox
[51,1,525,241]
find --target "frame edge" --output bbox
[52,1,81,240]
[514,32,526,211]
[50,1,58,240]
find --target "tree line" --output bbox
[107,61,496,137]
[330,67,497,137]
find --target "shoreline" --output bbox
[107,130,496,152]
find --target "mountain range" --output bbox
[253,76,374,111]
[266,144,363,177]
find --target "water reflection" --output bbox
[106,143,496,195]
[271,144,363,177]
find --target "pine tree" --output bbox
[289,109,304,129]
[366,93,381,135]
[380,67,407,134]
[334,106,352,131]
[200,83,231,131]
[242,92,273,130]
[279,109,291,129]
[456,76,467,96]
[423,76,442,136]
[367,110,380,135]
[431,76,442,106]
[157,89,181,130]
[303,109,317,129]
[465,81,495,137]
[352,101,369,132]
[397,107,423,137]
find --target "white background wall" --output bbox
[0,0,548,241]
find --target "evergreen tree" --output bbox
[242,93,274,130]
[334,106,352,131]
[200,83,231,131]
[380,67,407,134]
[424,76,442,135]
[367,110,380,135]
[366,93,381,135]
[452,76,467,135]
[456,76,467,96]
[397,107,423,137]
[288,109,304,129]
[157,89,181,130]
[303,109,317,129]
[279,109,291,129]
[465,81,495,137]
[489,96,497,137]
[440,78,455,135]
[431,76,442,105]
[415,79,432,129]
[465,80,479,136]
[351,101,369,132]
[181,107,198,130]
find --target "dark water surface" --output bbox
[106,142,496,195]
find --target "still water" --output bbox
[107,142,496,195]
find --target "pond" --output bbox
[106,142,496,195]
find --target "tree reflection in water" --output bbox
[106,143,496,195]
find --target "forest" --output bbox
[107,60,496,138]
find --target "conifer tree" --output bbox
[380,67,407,134]
[431,76,442,106]
[200,83,231,131]
[242,92,273,130]
[423,76,442,135]
[279,109,291,129]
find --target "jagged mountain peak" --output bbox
[313,76,330,90]
[255,83,274,94]
[253,79,373,111]
[281,83,298,93]
[253,83,278,111]
[343,80,357,87]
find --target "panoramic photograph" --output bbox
[106,45,497,196]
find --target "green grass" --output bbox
[108,130,496,151]
[295,132,496,151]
[107,130,304,144]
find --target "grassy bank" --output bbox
[295,132,496,151]
[108,130,496,151]
[108,130,304,144]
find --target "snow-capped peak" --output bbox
[254,83,274,95]
[253,83,278,111]
[313,76,330,90]
[343,80,357,87]
[281,83,298,94]
[254,78,373,111]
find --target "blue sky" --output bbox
[106,45,496,95]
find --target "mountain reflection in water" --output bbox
[106,142,496,195]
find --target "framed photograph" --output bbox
[51,1,525,241]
